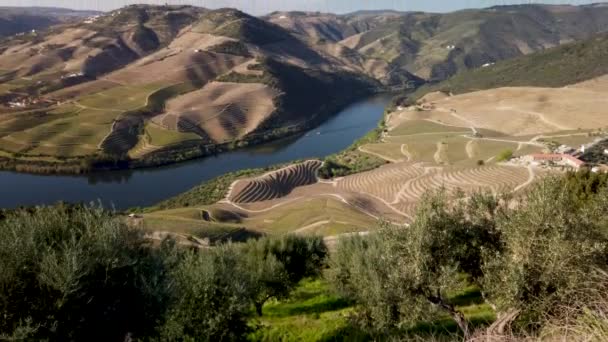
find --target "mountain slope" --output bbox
[404,32,608,104]
[271,4,608,82]
[0,6,379,172]
[0,7,100,38]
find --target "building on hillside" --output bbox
[592,165,608,173]
[525,154,586,170]
[604,149,608,156]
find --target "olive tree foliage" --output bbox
[482,177,608,326]
[239,235,328,316]
[0,205,172,342]
[328,189,505,338]
[0,204,330,342]
[157,245,254,342]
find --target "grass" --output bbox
[145,123,202,146]
[465,139,521,164]
[540,134,599,148]
[4,106,115,157]
[146,197,374,237]
[250,279,360,342]
[388,133,465,164]
[244,197,376,235]
[250,278,496,342]
[141,211,260,243]
[77,84,161,111]
[390,120,469,136]
[360,143,406,162]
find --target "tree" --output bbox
[158,246,254,342]
[328,189,505,339]
[0,205,170,341]
[240,235,328,316]
[482,177,608,326]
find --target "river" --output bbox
[0,94,392,209]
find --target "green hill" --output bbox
[404,32,608,104]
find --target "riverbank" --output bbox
[0,89,381,175]
[0,94,392,209]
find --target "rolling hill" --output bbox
[0,6,379,172]
[1,3,608,173]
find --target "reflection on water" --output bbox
[0,94,392,209]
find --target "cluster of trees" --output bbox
[329,175,608,339]
[0,205,327,341]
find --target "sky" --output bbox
[0,0,601,14]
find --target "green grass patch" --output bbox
[145,123,202,146]
[250,279,362,342]
[318,123,388,179]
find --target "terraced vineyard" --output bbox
[229,160,323,204]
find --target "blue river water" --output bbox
[0,94,392,209]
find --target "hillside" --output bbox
[0,7,100,38]
[406,32,608,101]
[270,4,608,82]
[0,6,379,173]
[1,4,608,173]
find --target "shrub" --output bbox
[497,149,513,162]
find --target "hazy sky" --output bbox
[0,0,600,14]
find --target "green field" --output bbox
[146,196,376,237]
[77,84,162,111]
[0,83,169,158]
[145,123,202,146]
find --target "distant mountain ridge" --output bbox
[268,3,608,81]
[0,7,101,38]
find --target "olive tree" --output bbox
[239,235,328,316]
[482,177,608,326]
[0,205,170,341]
[158,245,254,342]
[328,190,505,339]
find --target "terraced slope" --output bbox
[158,82,279,143]
[229,160,323,204]
[0,5,201,83]
[400,75,608,137]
